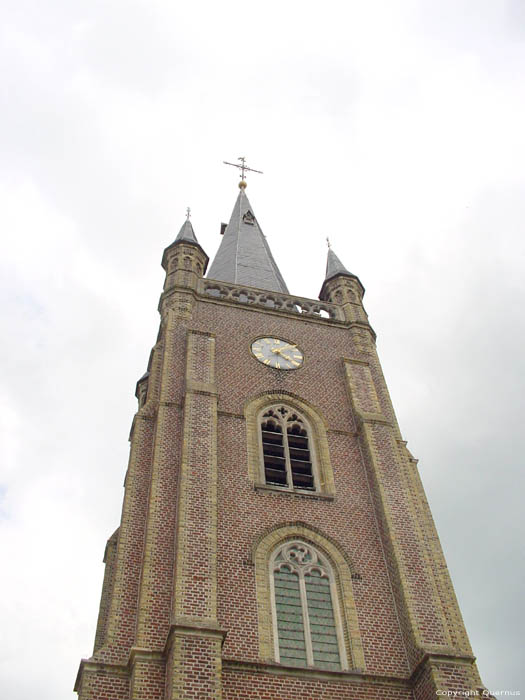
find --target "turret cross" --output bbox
[223,156,263,181]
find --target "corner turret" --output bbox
[319,246,368,325]
[161,217,209,294]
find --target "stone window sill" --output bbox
[254,482,335,501]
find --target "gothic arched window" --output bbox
[270,541,347,670]
[260,405,315,491]
[245,393,336,498]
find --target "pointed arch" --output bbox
[253,523,365,671]
[244,392,336,497]
[271,540,347,669]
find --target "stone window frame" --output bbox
[259,404,317,493]
[269,539,349,670]
[251,523,365,672]
[244,392,336,498]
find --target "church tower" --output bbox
[75,179,490,699]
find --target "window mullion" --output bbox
[298,571,314,666]
[330,577,349,670]
[269,567,281,663]
[282,420,293,490]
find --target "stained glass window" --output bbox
[271,541,344,670]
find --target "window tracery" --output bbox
[260,406,315,490]
[245,393,336,498]
[270,541,346,670]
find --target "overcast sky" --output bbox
[1,1,524,697]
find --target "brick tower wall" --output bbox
[75,263,486,698]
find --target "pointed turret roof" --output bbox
[161,216,208,272]
[325,247,354,282]
[207,186,289,293]
[319,245,364,301]
[175,219,199,244]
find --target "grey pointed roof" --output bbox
[207,188,289,293]
[175,219,199,244]
[161,216,208,272]
[319,246,365,301]
[325,247,354,282]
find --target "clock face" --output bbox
[251,337,304,370]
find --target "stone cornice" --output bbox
[128,646,164,666]
[74,659,128,693]
[217,410,245,419]
[326,428,358,437]
[408,651,478,690]
[158,280,378,340]
[254,482,335,501]
[222,658,408,687]
[75,648,479,694]
[355,412,393,429]
[411,650,476,677]
[164,618,228,655]
[198,279,345,324]
[222,652,479,690]
[185,379,218,396]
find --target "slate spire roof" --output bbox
[207,187,289,293]
[174,218,199,244]
[161,215,208,272]
[324,247,354,282]
[319,245,365,301]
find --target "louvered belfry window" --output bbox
[260,406,315,490]
[272,541,344,670]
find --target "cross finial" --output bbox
[186,207,191,220]
[223,157,263,188]
[326,237,331,249]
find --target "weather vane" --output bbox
[223,157,263,188]
[186,207,191,220]
[326,237,331,249]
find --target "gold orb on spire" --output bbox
[239,180,247,189]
